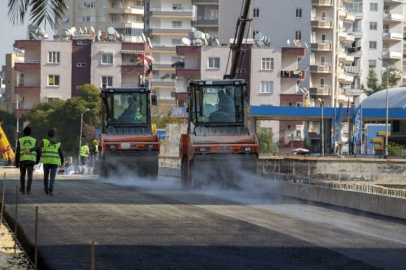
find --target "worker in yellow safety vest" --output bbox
[92,139,99,168]
[80,143,90,166]
[15,126,39,195]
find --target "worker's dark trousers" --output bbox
[43,164,58,192]
[20,162,34,192]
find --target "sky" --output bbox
[0,1,53,67]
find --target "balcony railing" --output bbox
[197,15,219,20]
[280,70,306,79]
[152,79,176,83]
[149,26,192,30]
[15,59,40,63]
[310,62,331,67]
[111,4,144,9]
[150,8,193,12]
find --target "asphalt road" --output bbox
[1,176,406,270]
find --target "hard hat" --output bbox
[93,139,98,145]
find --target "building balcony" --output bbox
[14,40,41,49]
[338,73,354,84]
[15,60,40,72]
[192,0,219,5]
[346,27,362,38]
[384,0,403,3]
[107,5,144,15]
[310,62,332,73]
[344,66,361,76]
[309,85,331,96]
[121,63,149,74]
[382,51,403,60]
[383,32,403,41]
[15,84,40,95]
[281,47,306,57]
[343,86,364,97]
[311,17,332,28]
[176,68,201,78]
[280,70,306,80]
[339,32,355,43]
[152,44,177,52]
[154,62,176,70]
[311,0,333,6]
[176,46,202,55]
[383,13,404,22]
[148,26,192,35]
[339,8,355,23]
[111,21,144,29]
[310,40,332,51]
[192,18,219,28]
[341,0,355,3]
[152,79,176,87]
[149,8,193,17]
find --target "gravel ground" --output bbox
[0,221,33,270]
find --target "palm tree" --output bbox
[8,0,67,28]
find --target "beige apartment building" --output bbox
[192,0,219,36]
[56,0,145,42]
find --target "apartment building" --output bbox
[56,0,145,42]
[192,0,219,36]
[175,44,307,149]
[346,0,404,90]
[144,0,194,108]
[9,38,151,118]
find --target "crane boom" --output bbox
[227,0,252,79]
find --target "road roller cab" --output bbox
[99,87,160,178]
[179,80,260,187]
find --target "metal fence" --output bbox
[260,172,406,200]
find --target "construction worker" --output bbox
[37,130,64,196]
[80,143,90,166]
[15,126,39,195]
[92,139,99,168]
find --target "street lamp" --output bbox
[378,57,389,157]
[78,108,90,165]
[318,98,324,157]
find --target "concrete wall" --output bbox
[164,124,188,155]
[91,42,122,89]
[259,157,406,182]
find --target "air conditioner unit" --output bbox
[77,40,88,45]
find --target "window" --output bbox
[79,1,96,8]
[383,24,389,33]
[48,52,60,64]
[172,39,182,45]
[62,17,69,23]
[370,3,378,11]
[253,8,259,18]
[173,4,182,10]
[78,16,96,22]
[369,60,376,67]
[101,53,113,64]
[260,81,273,94]
[369,22,377,31]
[99,1,106,8]
[295,8,302,18]
[129,16,137,23]
[320,78,325,87]
[261,58,274,70]
[99,16,106,23]
[208,57,220,69]
[383,5,389,13]
[48,75,60,86]
[64,2,69,9]
[172,21,182,28]
[102,76,113,87]
[295,30,302,41]
[369,41,377,50]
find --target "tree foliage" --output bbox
[8,0,67,28]
[366,67,379,95]
[388,143,405,157]
[22,84,101,156]
[152,112,182,130]
[366,66,402,96]
[0,110,17,144]
[256,124,278,154]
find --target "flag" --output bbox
[335,104,343,142]
[347,99,350,117]
[352,104,362,143]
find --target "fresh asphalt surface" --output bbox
[2,176,406,270]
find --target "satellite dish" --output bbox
[89,27,96,38]
[141,33,147,43]
[107,27,116,35]
[119,34,125,41]
[100,31,108,41]
[214,38,220,47]
[304,42,309,49]
[147,37,153,49]
[79,28,84,35]
[182,37,191,46]
[84,27,88,34]
[195,31,203,39]
[43,34,49,39]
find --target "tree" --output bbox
[256,124,278,154]
[380,66,402,90]
[22,84,101,156]
[152,112,182,130]
[388,143,405,157]
[8,0,66,27]
[366,67,379,95]
[0,110,16,144]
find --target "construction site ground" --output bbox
[0,175,406,270]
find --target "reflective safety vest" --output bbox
[80,145,89,157]
[41,139,61,165]
[19,136,36,162]
[94,145,99,153]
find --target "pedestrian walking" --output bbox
[15,126,39,195]
[92,139,99,168]
[80,143,90,166]
[39,130,64,196]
